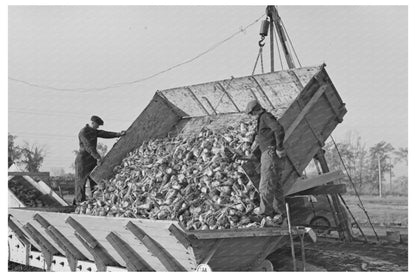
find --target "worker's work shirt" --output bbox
[255,111,285,153]
[78,124,119,161]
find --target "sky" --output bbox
[8,5,408,175]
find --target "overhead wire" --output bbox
[8,109,130,123]
[280,19,302,68]
[8,13,265,93]
[273,27,285,70]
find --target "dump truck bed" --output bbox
[91,64,346,195]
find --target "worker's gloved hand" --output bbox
[119,130,126,136]
[276,149,286,158]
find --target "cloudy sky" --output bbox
[8,5,407,175]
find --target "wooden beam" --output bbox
[106,232,155,272]
[19,176,67,206]
[284,84,328,141]
[186,87,210,115]
[201,97,217,115]
[66,216,118,271]
[250,76,275,109]
[8,171,50,178]
[294,183,346,196]
[33,214,87,271]
[168,224,192,249]
[126,221,187,271]
[185,227,290,240]
[216,82,241,112]
[8,218,31,247]
[23,223,60,271]
[284,170,345,196]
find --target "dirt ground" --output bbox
[269,195,408,272]
[269,238,408,272]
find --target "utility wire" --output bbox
[273,27,284,70]
[9,109,130,123]
[9,13,264,93]
[280,19,302,68]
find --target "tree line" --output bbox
[323,135,408,196]
[8,133,46,172]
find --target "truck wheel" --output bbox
[310,216,331,235]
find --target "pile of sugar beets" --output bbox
[75,119,280,230]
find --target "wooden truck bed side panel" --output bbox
[91,93,184,183]
[91,64,346,197]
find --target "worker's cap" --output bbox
[91,115,104,126]
[245,100,261,114]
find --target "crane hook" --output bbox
[258,35,266,47]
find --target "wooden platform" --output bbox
[8,208,294,271]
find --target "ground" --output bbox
[269,238,408,271]
[269,194,408,272]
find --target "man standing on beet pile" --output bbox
[245,100,287,227]
[73,115,126,205]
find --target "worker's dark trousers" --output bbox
[259,148,285,216]
[73,153,97,205]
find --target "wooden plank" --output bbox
[66,216,119,270]
[186,87,210,115]
[8,189,25,208]
[33,213,87,271]
[294,183,347,196]
[19,176,67,206]
[126,221,187,272]
[106,232,155,272]
[250,76,275,109]
[23,223,60,271]
[34,214,85,258]
[8,218,31,247]
[8,171,50,179]
[185,227,290,240]
[284,84,328,141]
[168,224,192,249]
[38,180,68,206]
[91,93,183,183]
[215,82,241,112]
[284,170,345,196]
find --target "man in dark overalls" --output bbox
[73,115,126,205]
[245,100,286,226]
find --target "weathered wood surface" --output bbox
[92,65,332,184]
[284,170,345,196]
[9,208,293,271]
[8,209,196,271]
[91,93,184,183]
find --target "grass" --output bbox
[342,195,408,226]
